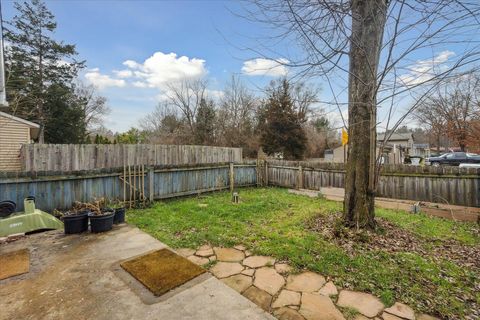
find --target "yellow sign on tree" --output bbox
[341,128,349,146]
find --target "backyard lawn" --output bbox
[128,187,479,319]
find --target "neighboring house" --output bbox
[0,111,40,171]
[331,132,430,164]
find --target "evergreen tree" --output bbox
[43,84,86,144]
[259,79,307,159]
[4,0,85,142]
[195,98,216,145]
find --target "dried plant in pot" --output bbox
[72,198,114,233]
[60,209,90,234]
[88,208,115,233]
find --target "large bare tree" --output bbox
[246,0,480,229]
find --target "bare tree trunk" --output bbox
[343,0,387,229]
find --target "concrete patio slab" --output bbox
[0,225,275,320]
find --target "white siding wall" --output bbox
[0,115,30,171]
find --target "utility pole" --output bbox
[0,0,8,107]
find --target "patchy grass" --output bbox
[128,187,479,319]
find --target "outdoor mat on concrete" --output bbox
[120,248,205,296]
[0,248,30,280]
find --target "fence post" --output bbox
[229,162,235,193]
[264,161,268,186]
[148,167,154,202]
[298,165,303,189]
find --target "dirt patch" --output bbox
[307,213,480,269]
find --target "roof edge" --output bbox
[0,111,40,128]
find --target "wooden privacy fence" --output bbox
[19,144,243,172]
[265,160,480,207]
[1,159,479,212]
[0,162,257,212]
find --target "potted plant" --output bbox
[88,208,115,233]
[71,199,115,233]
[105,199,126,224]
[61,209,90,234]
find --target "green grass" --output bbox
[128,187,479,319]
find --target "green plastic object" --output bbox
[0,203,64,237]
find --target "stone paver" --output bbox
[317,281,338,296]
[196,248,214,257]
[210,262,244,278]
[285,272,326,293]
[384,302,415,320]
[245,250,253,257]
[417,314,440,320]
[254,267,285,295]
[337,290,385,318]
[176,248,195,257]
[243,286,272,311]
[214,247,245,262]
[221,274,252,293]
[272,290,301,308]
[353,315,370,320]
[299,293,345,320]
[234,244,246,251]
[274,307,305,320]
[243,256,276,268]
[381,312,404,320]
[242,268,255,276]
[198,244,212,250]
[187,255,209,265]
[209,255,217,262]
[275,263,292,274]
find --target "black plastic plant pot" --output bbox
[63,210,89,234]
[89,211,115,233]
[113,207,126,224]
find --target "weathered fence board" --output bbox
[19,144,243,172]
[1,159,479,212]
[0,163,257,212]
[266,160,480,207]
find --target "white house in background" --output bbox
[331,132,430,164]
[0,111,40,171]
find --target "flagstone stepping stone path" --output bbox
[176,245,441,320]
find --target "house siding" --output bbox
[0,115,31,171]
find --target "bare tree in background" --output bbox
[140,102,188,144]
[165,78,207,137]
[247,0,480,229]
[413,73,480,151]
[75,82,110,136]
[217,76,259,155]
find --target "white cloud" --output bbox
[121,52,207,89]
[398,50,455,87]
[242,58,289,76]
[85,68,126,89]
[113,69,133,78]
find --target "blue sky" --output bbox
[3,1,477,133]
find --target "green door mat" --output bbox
[121,248,205,296]
[0,248,30,280]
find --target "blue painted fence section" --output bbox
[234,165,257,187]
[0,163,258,212]
[0,173,123,212]
[154,166,231,199]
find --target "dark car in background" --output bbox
[426,152,480,166]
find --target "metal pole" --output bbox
[0,1,9,107]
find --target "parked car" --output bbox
[426,152,480,166]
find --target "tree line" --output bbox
[135,77,340,159]
[3,0,109,144]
